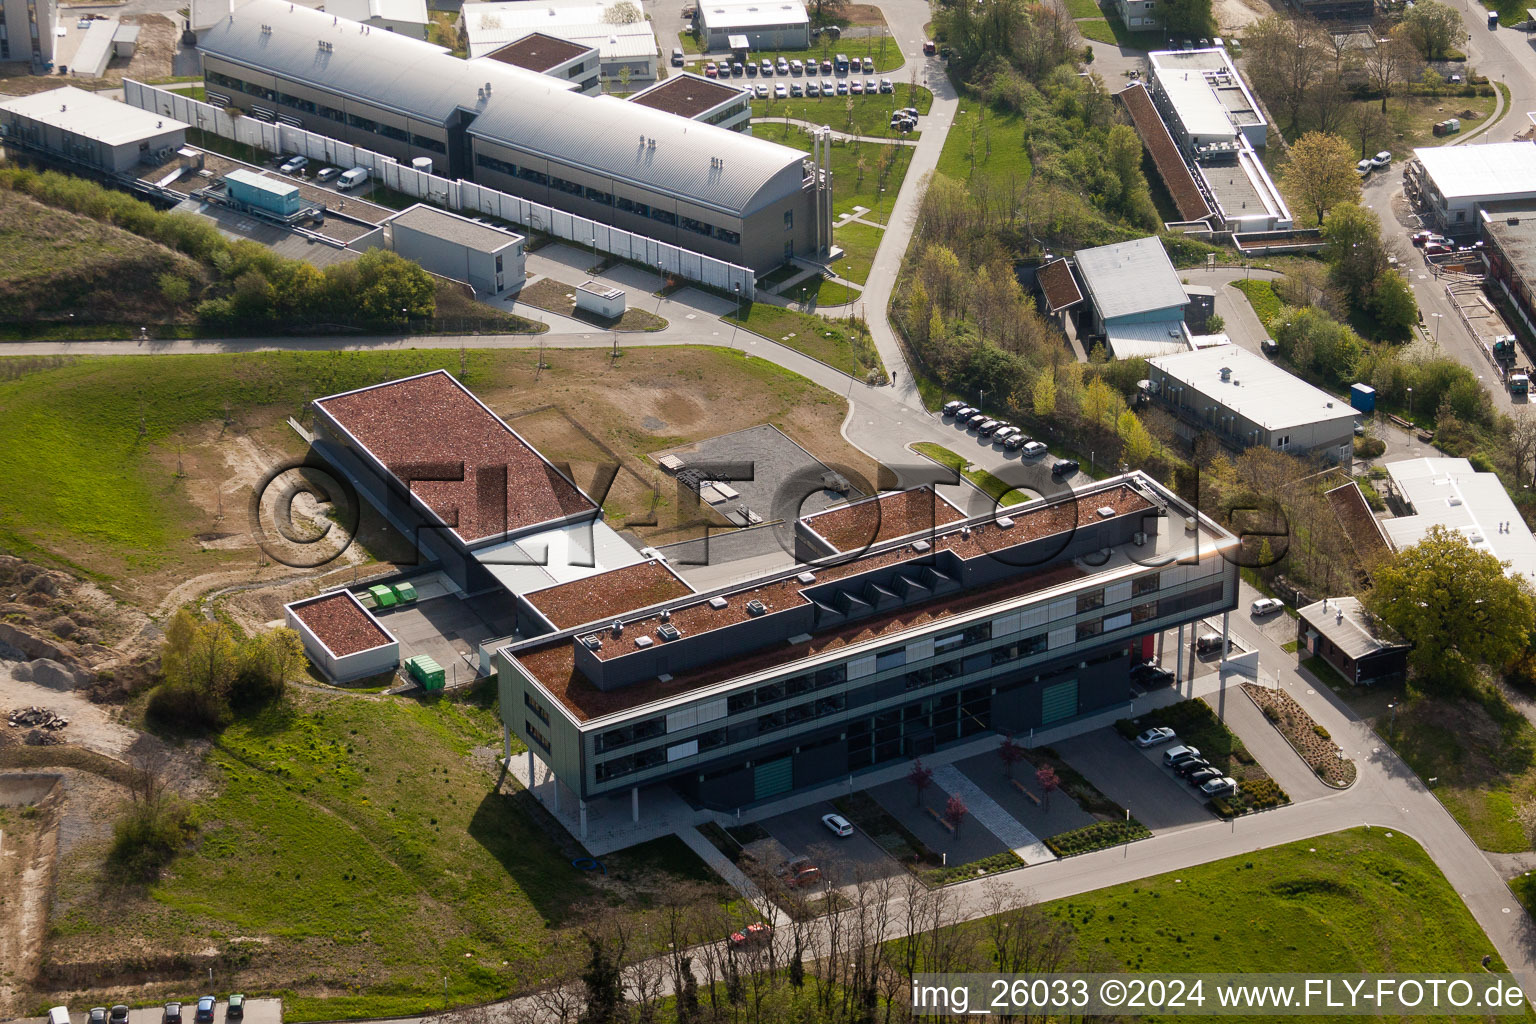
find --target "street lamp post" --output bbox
[729,283,742,348]
[845,263,852,307]
[1431,311,1443,341]
[1387,701,1397,735]
[978,388,987,412]
[1407,387,1414,417]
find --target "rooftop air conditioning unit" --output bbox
[709,596,729,610]
[996,516,1015,528]
[797,571,816,584]
[657,623,682,642]
[1097,506,1116,518]
[912,539,931,552]
[960,526,971,538]
[1133,531,1147,545]
[580,635,602,650]
[746,599,768,617]
[659,609,671,622]
[1185,516,1197,532]
[634,635,654,648]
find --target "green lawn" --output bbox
[934,104,1033,197]
[1078,11,1164,49]
[783,273,861,309]
[1076,18,1116,44]
[832,219,884,286]
[48,689,735,1019]
[1510,871,1536,917]
[911,442,1031,506]
[1046,829,1506,977]
[726,302,886,381]
[1062,0,1102,17]
[752,84,931,140]
[1233,278,1282,329]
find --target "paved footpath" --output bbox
[930,764,1055,865]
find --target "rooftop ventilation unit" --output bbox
[709,596,729,610]
[1219,366,1232,381]
[634,635,653,648]
[659,608,671,622]
[657,623,682,642]
[580,635,602,650]
[996,516,1015,528]
[1097,506,1116,518]
[609,619,624,636]
[960,526,972,538]
[746,599,768,617]
[797,571,816,584]
[911,539,931,552]
[1185,515,1198,532]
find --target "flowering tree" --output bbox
[1036,764,1061,810]
[998,735,1027,779]
[943,794,968,839]
[907,758,934,809]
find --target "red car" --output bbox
[922,39,937,55]
[728,922,773,949]
[777,858,822,888]
[1410,230,1432,247]
[1424,242,1452,256]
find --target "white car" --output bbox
[1355,159,1373,177]
[1251,597,1285,616]
[279,155,309,175]
[1370,150,1392,168]
[773,83,788,99]
[821,812,854,837]
[754,83,769,98]
[1020,440,1049,458]
[1135,726,1177,748]
[1200,776,1238,797]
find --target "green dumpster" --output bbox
[406,654,445,691]
[391,580,418,604]
[368,584,398,609]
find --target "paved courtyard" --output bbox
[866,777,1009,865]
[758,799,903,882]
[951,750,1096,840]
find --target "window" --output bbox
[1275,434,1290,450]
[523,691,550,725]
[1076,618,1103,641]
[411,134,446,153]
[318,103,345,122]
[617,196,651,217]
[517,166,549,186]
[476,152,517,176]
[755,681,785,705]
[595,755,632,781]
[727,691,755,715]
[595,725,632,752]
[815,663,846,685]
[1077,589,1105,614]
[679,215,711,236]
[964,622,992,645]
[651,208,678,226]
[584,186,613,205]
[934,630,965,652]
[550,175,583,196]
[698,728,726,750]
[715,226,741,244]
[1133,572,1160,597]
[876,648,907,672]
[1131,601,1158,624]
[783,210,794,230]
[525,720,551,752]
[495,254,504,273]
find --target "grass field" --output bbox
[1046,829,1505,978]
[753,123,917,227]
[911,443,1031,506]
[1076,19,1116,43]
[752,84,932,140]
[1233,278,1283,329]
[1061,0,1102,17]
[46,687,739,1019]
[832,219,885,287]
[783,273,862,309]
[725,303,886,381]
[934,104,1032,197]
[1387,686,1536,853]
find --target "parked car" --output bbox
[1131,661,1174,687]
[899,106,920,118]
[821,59,833,74]
[776,58,790,74]
[993,426,1018,443]
[1174,758,1213,778]
[942,400,964,415]
[805,60,819,75]
[760,59,773,75]
[790,82,803,96]
[1355,158,1373,178]
[50,1010,71,1024]
[850,79,863,94]
[864,77,877,92]
[1371,150,1392,168]
[1424,241,1452,256]
[954,406,977,422]
[778,858,821,887]
[731,61,745,75]
[110,1008,130,1024]
[1251,597,1285,616]
[879,78,893,93]
[314,166,342,183]
[923,39,937,54]
[703,61,718,77]
[1134,726,1176,747]
[861,55,874,72]
[835,79,849,95]
[822,812,855,837]
[226,996,244,1021]
[1003,433,1027,451]
[1162,744,1201,766]
[671,47,685,65]
[336,166,370,190]
[279,154,309,174]
[745,61,758,76]
[790,58,803,74]
[1411,230,1432,247]
[1021,440,1048,458]
[806,81,821,96]
[195,998,216,1024]
[164,1003,183,1024]
[1200,776,1238,797]
[89,1009,108,1024]
[728,921,773,949]
[1051,459,1080,477]
[835,52,850,71]
[1187,766,1224,786]
[774,83,788,99]
[1261,337,1279,356]
[976,419,1000,435]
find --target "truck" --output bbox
[1494,335,1517,363]
[1510,369,1531,397]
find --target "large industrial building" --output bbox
[1070,236,1193,358]
[0,86,188,173]
[0,0,55,68]
[1145,346,1358,466]
[197,0,828,271]
[1408,141,1536,236]
[1381,457,1536,588]
[324,0,428,38]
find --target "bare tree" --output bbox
[1361,25,1417,113]
[1243,14,1327,134]
[1511,410,1536,486]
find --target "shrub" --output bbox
[1045,819,1151,856]
[1263,705,1282,722]
[108,798,197,881]
[1238,777,1290,810]
[1313,723,1331,740]
[146,680,227,731]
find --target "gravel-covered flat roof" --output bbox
[802,486,966,552]
[290,591,394,656]
[526,559,695,630]
[316,370,595,544]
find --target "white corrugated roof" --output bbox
[1414,141,1536,202]
[1148,345,1357,432]
[1382,457,1536,586]
[475,518,646,594]
[1073,236,1187,321]
[0,86,189,147]
[1158,73,1236,139]
[326,0,429,25]
[1103,320,1190,360]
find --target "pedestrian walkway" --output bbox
[932,764,1056,865]
[675,826,783,923]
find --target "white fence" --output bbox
[124,80,756,300]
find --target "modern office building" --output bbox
[494,475,1240,821]
[696,0,809,51]
[1108,0,1157,29]
[325,0,429,38]
[1117,82,1213,226]
[0,0,54,68]
[198,0,828,271]
[478,32,601,95]
[1145,346,1358,467]
[627,71,752,133]
[285,590,402,682]
[1408,141,1536,236]
[461,0,658,83]
[0,86,188,173]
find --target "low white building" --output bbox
[382,203,525,296]
[1109,0,1157,30]
[477,31,601,95]
[462,0,658,84]
[1381,457,1536,588]
[325,0,430,38]
[0,87,188,173]
[1410,141,1536,236]
[575,280,625,317]
[285,590,401,683]
[697,0,808,51]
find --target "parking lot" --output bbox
[757,800,904,882]
[30,998,283,1024]
[934,406,1089,487]
[1052,728,1213,832]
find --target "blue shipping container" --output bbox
[1350,383,1376,413]
[224,169,303,217]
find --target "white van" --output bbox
[336,167,369,190]
[49,1007,71,1024]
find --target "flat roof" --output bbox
[1104,320,1191,360]
[314,370,596,544]
[1117,83,1212,223]
[483,31,594,71]
[526,559,695,630]
[463,3,659,59]
[508,479,1187,723]
[1414,142,1536,202]
[475,518,648,595]
[1383,457,1536,586]
[1036,258,1083,313]
[388,203,523,252]
[700,0,809,29]
[1149,345,1357,432]
[1198,148,1290,226]
[326,0,429,24]
[1148,48,1265,132]
[288,591,395,656]
[1159,74,1238,139]
[628,72,747,117]
[800,486,965,552]
[1297,597,1406,661]
[1073,236,1187,321]
[0,87,189,147]
[1480,199,1536,272]
[225,167,301,197]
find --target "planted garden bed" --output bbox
[1242,683,1357,788]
